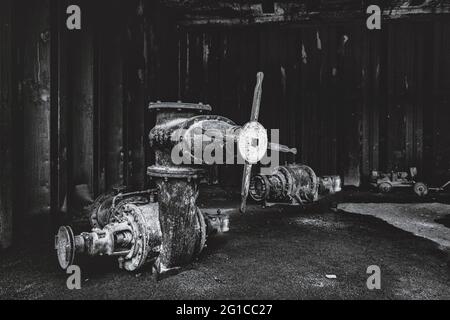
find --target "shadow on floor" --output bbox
[1,188,449,300]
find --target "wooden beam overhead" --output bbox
[157,0,450,25]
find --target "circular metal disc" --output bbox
[249,175,269,202]
[122,204,149,272]
[414,182,428,197]
[195,208,207,255]
[378,182,392,193]
[55,226,75,270]
[238,121,268,164]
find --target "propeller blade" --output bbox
[240,163,253,213]
[240,72,265,213]
[250,72,264,122]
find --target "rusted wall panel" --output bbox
[17,0,51,215]
[45,0,180,220]
[96,0,125,192]
[173,1,450,25]
[122,0,149,190]
[429,20,450,182]
[68,1,95,196]
[176,25,361,184]
[335,24,364,186]
[50,0,69,225]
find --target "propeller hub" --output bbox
[237,121,268,164]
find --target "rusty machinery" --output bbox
[370,168,420,194]
[249,164,342,206]
[55,72,297,275]
[370,168,450,197]
[55,189,226,272]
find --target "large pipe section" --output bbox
[249,164,341,205]
[55,189,209,272]
[55,72,298,276]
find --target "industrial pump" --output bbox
[249,164,342,206]
[55,189,224,272]
[55,72,296,275]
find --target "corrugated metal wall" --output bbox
[176,19,450,186]
[49,0,158,217]
[15,0,52,216]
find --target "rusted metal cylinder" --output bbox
[154,178,204,271]
[318,175,342,196]
[147,101,267,272]
[250,164,319,204]
[148,102,211,274]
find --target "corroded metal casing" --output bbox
[56,190,162,272]
[55,189,208,272]
[250,164,342,205]
[318,175,342,195]
[147,102,212,273]
[154,178,205,271]
[250,164,319,205]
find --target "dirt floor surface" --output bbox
[0,188,449,300]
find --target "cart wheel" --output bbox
[414,182,428,197]
[378,182,392,193]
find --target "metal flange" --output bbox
[147,165,205,180]
[55,226,76,270]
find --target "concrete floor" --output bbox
[0,188,449,300]
[339,203,450,250]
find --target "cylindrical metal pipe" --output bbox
[250,164,318,204]
[147,102,267,273]
[155,178,204,271]
[250,164,341,205]
[148,102,211,274]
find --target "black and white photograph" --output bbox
[0,0,450,303]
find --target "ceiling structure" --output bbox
[158,0,450,25]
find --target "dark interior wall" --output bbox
[2,0,166,244]
[176,19,450,186]
[428,21,450,181]
[2,0,450,247]
[0,0,14,248]
[48,0,181,219]
[14,0,52,217]
[51,0,167,216]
